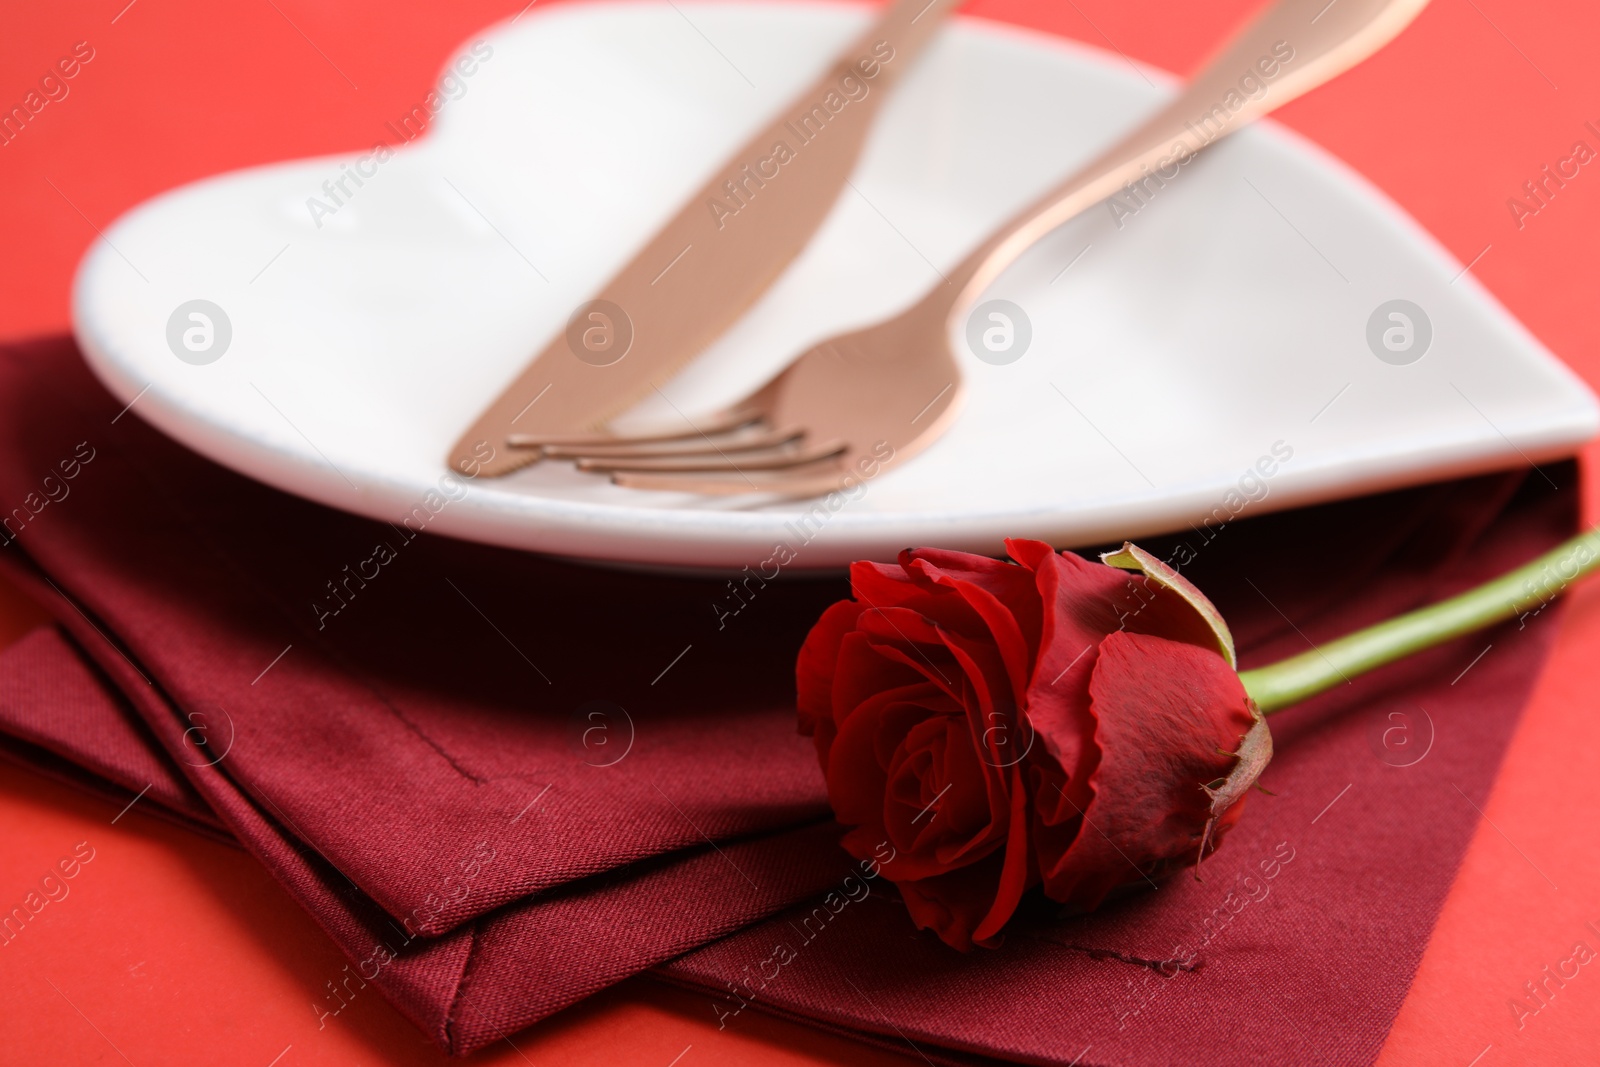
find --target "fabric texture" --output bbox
[0,336,1574,1063]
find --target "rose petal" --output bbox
[879,624,1020,877]
[884,716,990,864]
[885,834,1029,951]
[902,549,1042,694]
[824,685,939,829]
[854,611,966,706]
[970,760,1036,944]
[847,558,936,615]
[796,600,868,749]
[1008,543,1132,796]
[1040,630,1256,910]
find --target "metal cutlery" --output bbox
[540,0,1431,496]
[448,0,962,478]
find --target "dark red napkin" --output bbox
[0,336,858,1051]
[0,336,1575,1064]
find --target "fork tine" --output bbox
[543,427,800,461]
[506,407,762,449]
[577,440,846,474]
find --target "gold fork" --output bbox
[531,0,1431,496]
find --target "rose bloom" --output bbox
[796,539,1269,950]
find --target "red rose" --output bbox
[796,539,1270,950]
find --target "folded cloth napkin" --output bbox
[0,337,1574,1063]
[0,337,858,1051]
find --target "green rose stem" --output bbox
[1237,528,1600,715]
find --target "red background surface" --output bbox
[2,0,1598,1063]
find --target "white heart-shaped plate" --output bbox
[73,1,1598,571]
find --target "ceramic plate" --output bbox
[73,1,1598,570]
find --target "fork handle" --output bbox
[932,0,1430,316]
